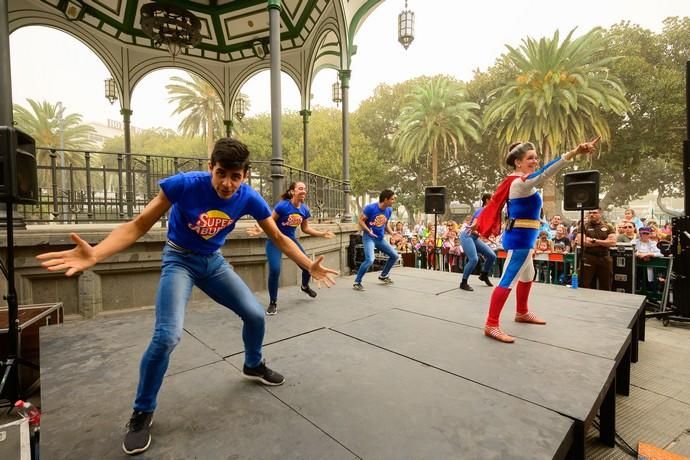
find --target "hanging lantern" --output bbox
[234,95,247,121]
[398,0,415,50]
[104,78,118,104]
[332,81,342,105]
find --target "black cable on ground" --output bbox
[593,417,638,458]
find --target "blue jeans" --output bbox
[354,233,399,283]
[266,238,311,303]
[133,245,266,412]
[460,232,497,282]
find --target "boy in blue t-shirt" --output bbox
[36,138,338,456]
[353,189,399,290]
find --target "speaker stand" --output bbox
[0,203,27,228]
[0,198,34,407]
[576,208,585,285]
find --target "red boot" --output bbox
[514,281,545,324]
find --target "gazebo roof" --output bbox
[10,0,384,112]
[44,0,355,64]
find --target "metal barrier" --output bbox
[16,147,345,224]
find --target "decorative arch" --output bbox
[128,59,224,107]
[8,13,123,104]
[227,60,302,114]
[304,19,344,110]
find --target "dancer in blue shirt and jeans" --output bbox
[247,181,335,315]
[36,138,338,456]
[353,189,399,291]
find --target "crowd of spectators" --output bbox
[384,207,673,293]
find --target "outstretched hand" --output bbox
[575,135,601,155]
[309,255,339,287]
[35,233,98,277]
[323,230,336,239]
[246,223,264,237]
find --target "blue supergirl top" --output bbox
[160,172,272,255]
[274,199,311,239]
[362,202,392,240]
[501,156,569,250]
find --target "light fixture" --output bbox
[104,78,118,105]
[252,40,266,59]
[140,3,201,58]
[234,95,247,121]
[332,81,342,105]
[398,0,415,50]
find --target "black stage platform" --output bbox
[39,267,645,459]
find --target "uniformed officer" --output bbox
[575,208,617,290]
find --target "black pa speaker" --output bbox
[424,186,446,214]
[0,127,38,204]
[563,170,599,211]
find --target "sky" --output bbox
[8,0,690,131]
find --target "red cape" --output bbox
[474,175,520,238]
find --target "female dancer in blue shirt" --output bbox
[248,181,334,315]
[459,193,497,291]
[475,137,599,343]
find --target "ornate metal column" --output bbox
[224,119,233,138]
[299,109,311,170]
[340,69,352,222]
[121,108,134,218]
[268,0,284,205]
[0,0,11,126]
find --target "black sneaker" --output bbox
[478,272,494,287]
[353,283,365,291]
[242,361,285,386]
[378,276,394,285]
[460,281,474,292]
[301,285,317,298]
[266,301,278,315]
[122,410,154,455]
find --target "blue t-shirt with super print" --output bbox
[274,199,311,239]
[362,202,392,240]
[160,172,271,254]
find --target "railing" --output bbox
[16,147,345,224]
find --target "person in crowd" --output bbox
[575,208,617,291]
[459,193,497,291]
[552,224,571,253]
[353,189,400,290]
[475,137,599,343]
[634,226,663,291]
[548,214,562,235]
[634,226,662,258]
[617,221,637,243]
[35,138,338,456]
[534,230,553,254]
[623,208,643,230]
[247,181,335,315]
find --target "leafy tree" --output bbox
[166,73,224,156]
[392,76,481,186]
[102,128,208,158]
[595,18,689,212]
[483,28,629,215]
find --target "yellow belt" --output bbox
[513,219,541,229]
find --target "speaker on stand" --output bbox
[0,126,39,405]
[563,170,600,284]
[424,186,446,269]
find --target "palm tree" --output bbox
[13,99,97,189]
[483,28,629,214]
[13,99,97,150]
[392,76,481,186]
[166,73,224,156]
